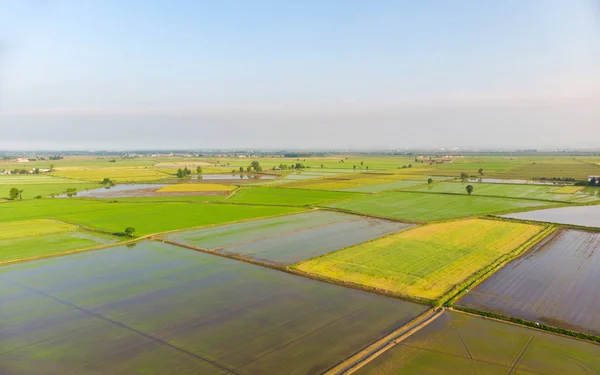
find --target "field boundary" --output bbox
[491,214,600,232]
[450,307,600,345]
[323,308,445,375]
[0,237,139,267]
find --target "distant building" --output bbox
[16,158,30,163]
[588,176,600,183]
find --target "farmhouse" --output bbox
[16,158,30,163]
[588,176,600,185]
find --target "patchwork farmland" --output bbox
[2,154,600,374]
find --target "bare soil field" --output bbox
[458,229,600,335]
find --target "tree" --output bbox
[246,166,252,172]
[176,168,185,178]
[460,172,469,181]
[34,168,40,174]
[353,165,356,170]
[250,161,261,171]
[124,227,136,237]
[466,185,474,195]
[196,166,203,174]
[428,178,433,184]
[408,164,412,168]
[239,166,244,173]
[101,177,113,185]
[65,188,77,198]
[9,187,19,200]
[366,166,369,170]
[360,161,364,166]
[478,168,484,176]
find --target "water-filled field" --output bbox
[458,229,600,335]
[295,219,544,301]
[355,311,600,375]
[503,205,600,228]
[166,211,413,265]
[324,191,553,222]
[0,242,426,375]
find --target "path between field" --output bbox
[323,307,445,375]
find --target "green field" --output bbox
[295,219,544,301]
[324,191,554,221]
[406,181,600,202]
[1,183,101,200]
[0,174,101,199]
[0,199,304,236]
[0,219,119,263]
[227,187,361,205]
[1,231,119,264]
[356,310,600,375]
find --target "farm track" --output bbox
[323,307,445,375]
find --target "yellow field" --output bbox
[51,167,174,182]
[552,186,584,194]
[0,219,77,241]
[295,219,544,301]
[157,184,236,192]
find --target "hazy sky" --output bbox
[0,0,599,150]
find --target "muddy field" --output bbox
[356,310,600,374]
[503,204,600,228]
[458,229,600,335]
[165,211,414,265]
[0,242,426,375]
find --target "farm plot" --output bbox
[0,242,427,375]
[165,210,413,265]
[295,219,544,301]
[355,310,600,375]
[51,167,174,182]
[0,175,91,184]
[226,187,361,206]
[458,229,600,336]
[406,181,599,202]
[0,219,118,264]
[324,191,552,222]
[341,179,428,193]
[504,205,600,228]
[0,199,304,236]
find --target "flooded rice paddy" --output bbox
[458,229,600,335]
[57,184,167,198]
[356,310,600,375]
[165,211,414,265]
[0,241,426,375]
[503,205,600,228]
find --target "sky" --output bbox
[0,0,599,150]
